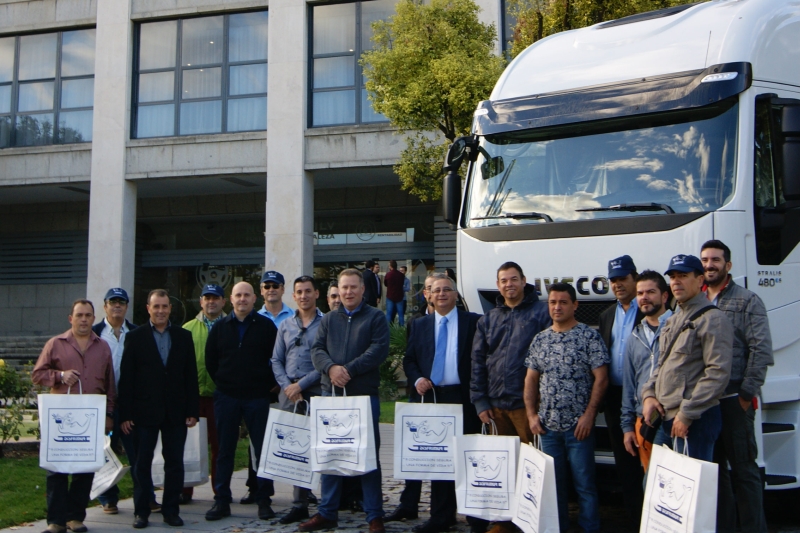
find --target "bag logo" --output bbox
[522,462,543,508]
[319,412,358,443]
[274,428,311,456]
[468,454,506,488]
[654,471,693,524]
[406,419,452,451]
[51,412,95,442]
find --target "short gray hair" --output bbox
[429,273,456,290]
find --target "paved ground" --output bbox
[3,423,798,532]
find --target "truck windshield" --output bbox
[466,98,738,226]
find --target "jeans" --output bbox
[386,299,404,327]
[715,397,767,533]
[134,423,187,519]
[213,390,274,504]
[46,472,94,527]
[318,394,384,523]
[97,410,156,506]
[540,426,601,533]
[662,405,722,462]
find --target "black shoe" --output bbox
[413,520,452,533]
[258,501,275,520]
[205,502,231,521]
[384,507,418,522]
[307,492,318,505]
[240,491,256,505]
[163,515,184,527]
[177,493,192,505]
[132,516,148,529]
[279,507,310,525]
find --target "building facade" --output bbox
[0,0,505,334]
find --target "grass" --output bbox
[379,398,406,424]
[0,438,251,529]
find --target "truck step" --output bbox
[765,474,797,486]
[762,423,795,434]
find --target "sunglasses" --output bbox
[107,299,127,306]
[294,326,308,346]
[263,283,282,290]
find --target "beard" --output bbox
[641,301,663,317]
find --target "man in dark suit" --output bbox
[362,260,382,307]
[597,255,646,527]
[118,289,200,529]
[403,273,484,533]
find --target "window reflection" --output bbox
[62,30,96,77]
[230,12,269,62]
[140,21,177,70]
[0,37,14,83]
[18,82,54,112]
[19,34,57,80]
[182,16,223,67]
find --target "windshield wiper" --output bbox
[576,202,675,214]
[472,211,553,222]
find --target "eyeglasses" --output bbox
[263,283,282,290]
[107,299,127,306]
[329,294,340,299]
[430,287,455,295]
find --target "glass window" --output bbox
[0,29,95,148]
[134,11,269,138]
[310,0,394,127]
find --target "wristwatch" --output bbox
[60,371,65,383]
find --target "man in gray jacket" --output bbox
[642,254,733,462]
[302,268,390,533]
[701,240,773,533]
[621,270,672,471]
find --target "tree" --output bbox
[506,0,694,58]
[361,0,505,201]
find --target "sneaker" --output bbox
[205,502,231,521]
[257,501,276,520]
[66,521,88,533]
[149,501,162,513]
[102,503,119,515]
[279,506,309,524]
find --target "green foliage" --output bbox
[506,0,695,58]
[361,0,506,200]
[0,365,36,447]
[379,324,408,401]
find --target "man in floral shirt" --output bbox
[524,283,609,533]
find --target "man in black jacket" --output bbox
[300,268,390,533]
[362,260,382,307]
[204,281,278,522]
[118,289,200,529]
[403,273,484,533]
[597,255,646,527]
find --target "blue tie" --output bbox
[431,316,448,386]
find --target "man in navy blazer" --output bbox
[362,260,382,307]
[402,273,484,533]
[118,289,200,529]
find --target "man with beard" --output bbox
[598,255,645,526]
[701,240,773,533]
[620,271,672,471]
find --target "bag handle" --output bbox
[66,380,83,395]
[672,436,690,456]
[481,420,498,435]
[531,434,543,451]
[421,388,437,404]
[293,399,311,416]
[331,386,347,397]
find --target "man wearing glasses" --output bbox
[93,288,160,516]
[271,276,324,524]
[258,271,294,326]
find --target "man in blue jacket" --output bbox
[300,268,389,533]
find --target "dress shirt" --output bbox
[150,321,172,366]
[343,301,365,317]
[271,309,323,391]
[610,299,639,386]
[99,318,129,388]
[434,307,460,386]
[258,302,294,326]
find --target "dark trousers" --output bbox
[98,410,156,506]
[604,384,644,525]
[134,423,187,519]
[715,396,767,533]
[214,390,274,504]
[46,472,94,527]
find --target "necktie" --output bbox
[431,316,448,386]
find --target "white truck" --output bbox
[442,0,800,489]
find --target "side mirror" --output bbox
[481,156,504,179]
[443,170,462,226]
[778,104,800,200]
[443,135,478,171]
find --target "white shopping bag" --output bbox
[512,437,560,533]
[90,436,131,500]
[310,389,377,476]
[640,439,718,533]
[38,383,106,474]
[455,422,520,521]
[393,392,463,481]
[152,418,209,487]
[258,400,321,490]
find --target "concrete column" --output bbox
[266,0,314,298]
[86,0,137,316]
[474,0,503,54]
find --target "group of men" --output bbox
[31,239,772,533]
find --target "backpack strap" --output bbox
[660,305,716,361]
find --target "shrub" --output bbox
[379,324,407,401]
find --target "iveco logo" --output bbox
[531,276,610,296]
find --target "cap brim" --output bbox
[608,269,633,279]
[665,266,702,275]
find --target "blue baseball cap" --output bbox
[103,288,129,303]
[260,271,285,285]
[200,284,225,297]
[607,255,637,279]
[665,254,704,275]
